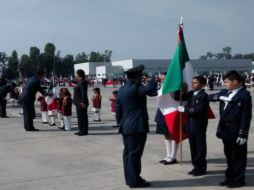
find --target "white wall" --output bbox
[112,59,133,71]
[96,66,106,79]
[74,63,90,75]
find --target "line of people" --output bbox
[116,65,252,188]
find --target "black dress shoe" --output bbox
[219,181,229,186]
[188,169,196,175]
[227,181,245,188]
[26,128,39,131]
[74,132,80,135]
[58,127,66,131]
[78,133,88,136]
[164,159,177,165]
[192,170,206,176]
[129,181,151,188]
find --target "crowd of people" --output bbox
[0,67,253,188]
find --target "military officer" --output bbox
[116,65,157,188]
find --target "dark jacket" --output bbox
[0,85,11,100]
[116,79,157,134]
[185,90,209,134]
[22,76,45,103]
[73,80,89,107]
[208,87,252,141]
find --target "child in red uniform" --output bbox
[92,87,102,122]
[37,95,48,124]
[62,88,72,131]
[57,88,65,128]
[109,90,118,127]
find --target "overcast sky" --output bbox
[0,0,253,60]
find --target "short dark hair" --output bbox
[193,75,206,85]
[223,70,243,82]
[76,69,86,79]
[35,70,45,77]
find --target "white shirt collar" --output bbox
[193,89,202,96]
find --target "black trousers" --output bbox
[122,133,147,186]
[22,101,36,130]
[223,139,247,184]
[0,99,7,117]
[76,106,88,134]
[189,133,207,172]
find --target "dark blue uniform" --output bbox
[209,87,252,185]
[22,76,45,131]
[73,79,89,135]
[116,78,157,187]
[0,85,12,117]
[185,89,209,173]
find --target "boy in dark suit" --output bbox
[178,76,209,176]
[208,70,252,188]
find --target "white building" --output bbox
[74,59,253,78]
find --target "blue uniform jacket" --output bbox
[116,79,157,134]
[208,87,252,141]
[185,90,209,134]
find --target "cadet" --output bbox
[178,76,209,176]
[116,65,157,188]
[0,82,17,117]
[208,70,252,188]
[21,71,45,131]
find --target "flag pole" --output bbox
[179,16,184,166]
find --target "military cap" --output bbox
[125,64,145,76]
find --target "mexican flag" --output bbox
[157,21,194,143]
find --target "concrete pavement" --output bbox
[0,87,253,190]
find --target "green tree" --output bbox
[5,50,19,80]
[41,43,56,77]
[0,52,8,65]
[29,47,41,72]
[222,46,232,59]
[103,50,112,62]
[75,52,88,63]
[62,54,74,77]
[19,54,32,78]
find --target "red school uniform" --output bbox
[62,96,72,116]
[92,94,102,109]
[37,96,48,112]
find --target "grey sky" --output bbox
[0,0,253,60]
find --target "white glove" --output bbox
[236,137,247,145]
[219,96,231,102]
[178,106,185,113]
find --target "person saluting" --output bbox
[116,65,157,188]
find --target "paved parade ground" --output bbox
[0,87,254,190]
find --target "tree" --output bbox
[5,50,19,80]
[215,53,225,60]
[29,47,41,72]
[0,52,8,66]
[19,54,32,78]
[222,46,232,59]
[199,55,207,60]
[206,52,214,59]
[42,43,56,77]
[103,50,112,62]
[62,54,74,77]
[75,52,88,63]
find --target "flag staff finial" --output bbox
[180,17,184,26]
